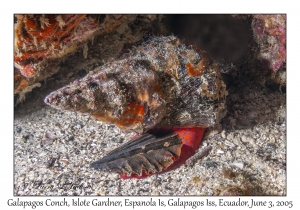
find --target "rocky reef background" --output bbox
[14,14,286,196]
[14,14,286,110]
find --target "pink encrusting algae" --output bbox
[252,14,286,71]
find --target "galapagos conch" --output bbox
[44,36,227,178]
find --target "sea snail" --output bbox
[44,35,227,178]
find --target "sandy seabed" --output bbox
[14,81,286,196]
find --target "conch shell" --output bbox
[45,36,227,178]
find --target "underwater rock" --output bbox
[14,14,164,103]
[252,14,286,72]
[14,15,101,79]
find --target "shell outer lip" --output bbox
[91,126,207,179]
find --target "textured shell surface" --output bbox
[45,36,227,133]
